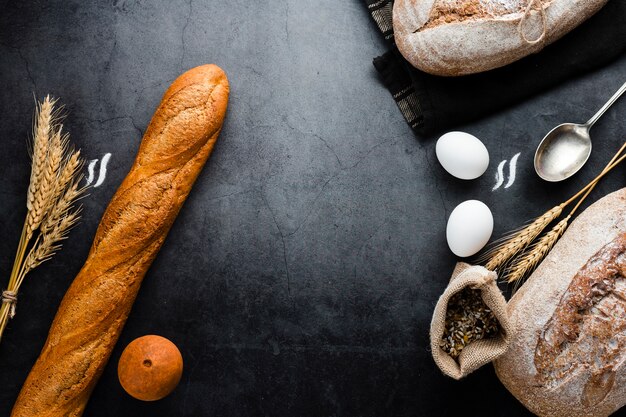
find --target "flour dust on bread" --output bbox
[421,0,528,30]
[11,64,229,417]
[393,0,609,76]
[494,188,626,417]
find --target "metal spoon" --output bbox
[534,81,626,182]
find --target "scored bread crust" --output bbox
[11,64,229,417]
[494,188,626,417]
[393,0,609,76]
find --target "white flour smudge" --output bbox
[493,152,521,191]
[504,152,520,189]
[439,0,524,16]
[85,153,112,188]
[493,160,507,191]
[94,153,111,187]
[86,159,98,186]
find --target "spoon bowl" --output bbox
[534,81,626,182]
[534,123,592,182]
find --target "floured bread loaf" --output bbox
[495,188,626,417]
[393,0,609,76]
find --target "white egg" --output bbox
[436,131,489,180]
[446,200,493,258]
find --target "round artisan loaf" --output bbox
[494,188,626,417]
[393,0,609,76]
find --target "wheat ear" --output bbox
[484,205,563,271]
[19,210,82,285]
[41,132,71,211]
[41,150,84,235]
[504,216,570,284]
[23,155,87,280]
[26,97,62,237]
[26,97,54,212]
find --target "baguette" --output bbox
[494,188,626,417]
[393,0,608,76]
[11,64,229,417]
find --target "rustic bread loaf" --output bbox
[11,64,229,417]
[494,188,626,417]
[393,0,609,76]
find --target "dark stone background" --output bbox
[0,1,625,416]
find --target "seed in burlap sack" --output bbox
[439,287,499,359]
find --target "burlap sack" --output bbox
[430,263,513,380]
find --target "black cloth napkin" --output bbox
[366,0,626,136]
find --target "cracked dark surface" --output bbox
[0,1,625,416]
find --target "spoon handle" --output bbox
[585,81,626,129]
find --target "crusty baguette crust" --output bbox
[494,188,626,417]
[11,64,229,417]
[393,0,608,76]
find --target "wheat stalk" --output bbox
[41,132,72,212]
[41,152,84,235]
[504,216,570,283]
[26,96,57,237]
[22,179,85,281]
[20,211,81,284]
[0,97,87,343]
[26,97,54,209]
[484,204,563,271]
[31,128,63,225]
